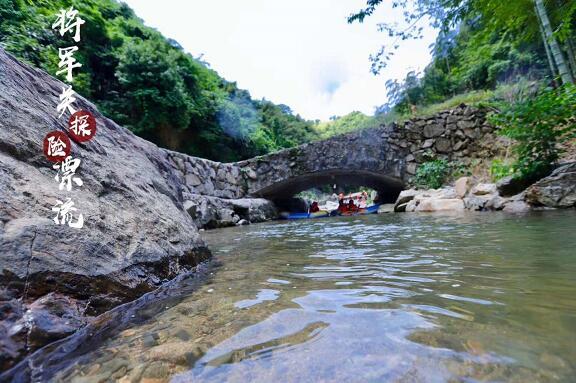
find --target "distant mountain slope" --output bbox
[0,0,318,161]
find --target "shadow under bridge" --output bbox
[248,169,404,204]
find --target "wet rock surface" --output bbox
[0,266,213,382]
[14,293,90,354]
[0,48,212,369]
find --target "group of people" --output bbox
[337,198,358,213]
[308,191,369,214]
[337,192,368,213]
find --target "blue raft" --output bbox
[281,205,380,220]
[280,210,330,220]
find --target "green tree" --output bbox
[489,84,576,179]
[314,111,373,139]
[0,0,320,161]
[110,38,194,149]
[348,0,575,85]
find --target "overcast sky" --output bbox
[122,0,437,121]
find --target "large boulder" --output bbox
[12,293,88,352]
[503,200,531,213]
[231,198,278,223]
[525,163,576,208]
[463,196,487,211]
[183,194,278,229]
[463,194,505,211]
[0,49,210,368]
[394,189,419,211]
[454,176,473,198]
[414,198,465,212]
[399,187,463,212]
[470,183,497,196]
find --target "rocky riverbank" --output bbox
[381,162,576,214]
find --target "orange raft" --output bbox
[337,204,380,216]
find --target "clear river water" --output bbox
[53,211,575,382]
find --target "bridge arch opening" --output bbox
[249,170,404,211]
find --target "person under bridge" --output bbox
[309,201,320,213]
[347,199,358,213]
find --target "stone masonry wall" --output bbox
[163,104,508,219]
[165,152,246,199]
[187,104,507,200]
[386,104,508,177]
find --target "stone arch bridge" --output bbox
[236,126,406,202]
[169,104,503,207]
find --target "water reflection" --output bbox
[45,211,576,382]
[235,289,280,309]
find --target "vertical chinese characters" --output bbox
[57,85,77,117]
[57,46,82,82]
[52,198,84,229]
[44,6,90,229]
[53,156,84,192]
[52,7,85,42]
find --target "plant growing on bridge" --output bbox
[489,83,576,180]
[413,159,450,189]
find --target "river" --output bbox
[51,211,575,382]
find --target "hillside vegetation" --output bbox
[349,0,575,115]
[321,0,576,183]
[313,0,576,142]
[1,0,574,174]
[0,0,318,162]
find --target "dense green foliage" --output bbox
[351,0,575,116]
[349,0,576,181]
[413,159,451,189]
[490,159,515,181]
[0,0,318,161]
[377,27,547,116]
[489,84,576,179]
[350,0,576,77]
[413,158,474,188]
[314,111,374,139]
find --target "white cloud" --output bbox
[122,0,438,120]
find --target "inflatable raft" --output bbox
[338,204,380,216]
[280,210,330,220]
[281,205,380,220]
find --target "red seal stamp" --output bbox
[68,110,96,142]
[43,131,71,162]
